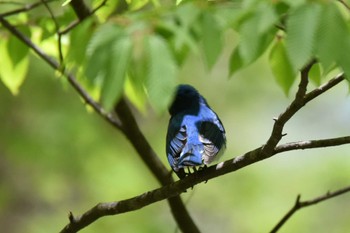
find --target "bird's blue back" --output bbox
[166,84,226,179]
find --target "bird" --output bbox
[166,84,226,179]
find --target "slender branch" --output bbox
[274,136,350,153]
[60,135,350,232]
[69,0,90,20]
[270,186,350,233]
[304,73,345,102]
[59,0,108,35]
[262,61,315,155]
[0,0,56,17]
[41,0,64,65]
[0,1,25,5]
[338,0,350,11]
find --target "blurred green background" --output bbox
[1,31,350,233]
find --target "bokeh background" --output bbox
[1,30,350,233]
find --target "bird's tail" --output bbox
[178,144,203,167]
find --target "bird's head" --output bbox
[169,84,202,116]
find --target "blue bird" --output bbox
[166,84,226,179]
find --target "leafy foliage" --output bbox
[1,0,350,108]
[0,32,30,95]
[285,3,321,72]
[269,38,296,95]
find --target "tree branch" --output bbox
[2,2,349,232]
[304,73,345,102]
[60,135,350,233]
[41,0,64,65]
[1,3,200,232]
[59,0,108,35]
[338,0,350,12]
[262,61,315,155]
[67,2,200,233]
[114,100,200,233]
[274,136,350,153]
[0,0,56,18]
[270,185,350,233]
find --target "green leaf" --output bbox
[257,3,278,34]
[146,35,177,113]
[124,75,147,113]
[164,3,200,55]
[228,47,244,77]
[238,10,276,65]
[269,39,296,95]
[0,39,29,95]
[126,0,149,10]
[85,24,122,84]
[7,27,30,66]
[67,19,93,64]
[315,3,348,70]
[286,3,321,71]
[338,37,350,82]
[175,3,201,29]
[101,36,132,110]
[308,63,322,86]
[201,13,223,69]
[62,0,72,6]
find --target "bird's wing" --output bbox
[199,116,226,164]
[166,117,187,171]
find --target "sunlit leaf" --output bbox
[146,35,177,113]
[0,39,29,95]
[228,47,244,77]
[308,63,322,86]
[62,0,72,6]
[94,0,119,21]
[124,75,147,113]
[126,0,149,10]
[286,3,321,72]
[269,39,296,95]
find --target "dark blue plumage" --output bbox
[166,84,226,179]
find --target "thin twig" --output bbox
[262,60,315,155]
[338,0,350,11]
[59,0,108,35]
[304,73,345,102]
[41,0,64,65]
[274,136,350,153]
[0,0,56,17]
[270,186,350,233]
[0,1,25,5]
